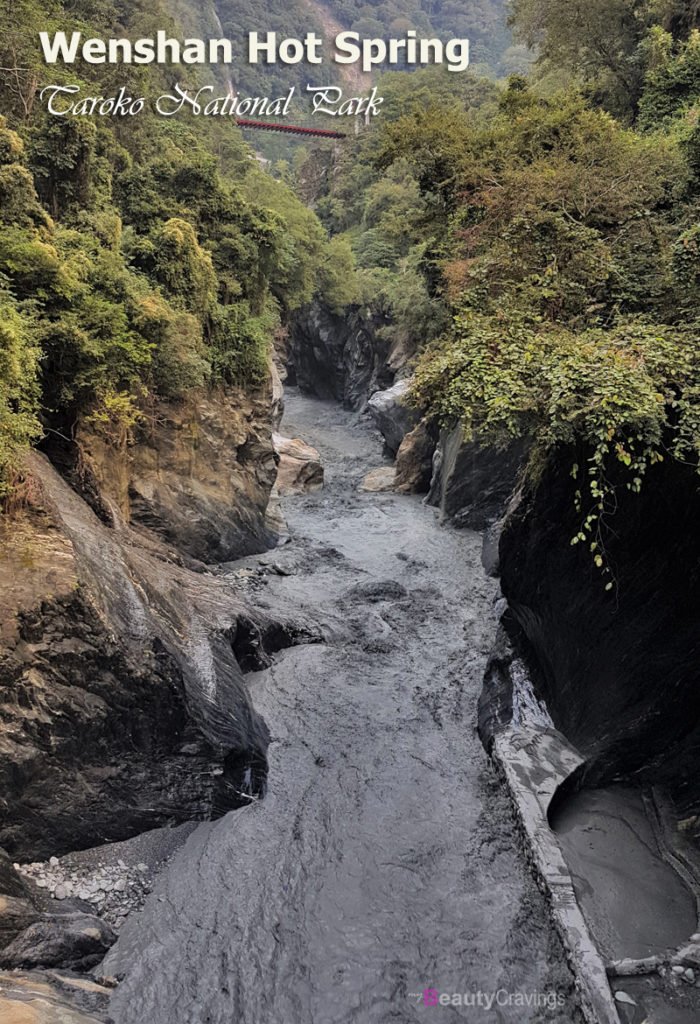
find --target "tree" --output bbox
[0,290,40,495]
[510,0,651,117]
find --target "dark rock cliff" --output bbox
[288,305,528,523]
[0,452,312,863]
[426,425,526,529]
[288,303,395,410]
[494,448,700,828]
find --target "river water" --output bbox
[105,391,580,1023]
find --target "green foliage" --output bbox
[638,28,700,128]
[0,0,357,496]
[510,0,651,117]
[83,387,146,451]
[133,295,210,398]
[672,222,700,303]
[141,218,218,318]
[0,289,41,495]
[211,0,513,143]
[376,82,688,326]
[325,69,700,574]
[509,0,700,121]
[209,300,277,388]
[27,116,102,219]
[306,67,497,359]
[316,236,360,313]
[323,0,513,73]
[412,312,697,581]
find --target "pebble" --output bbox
[15,852,154,929]
[684,968,696,984]
[691,933,700,942]
[614,991,636,1006]
[672,965,685,975]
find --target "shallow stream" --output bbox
[104,391,579,1023]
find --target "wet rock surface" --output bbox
[0,969,112,1023]
[288,302,394,409]
[0,451,313,861]
[0,851,40,948]
[367,379,419,454]
[0,913,116,971]
[395,419,437,494]
[272,433,324,495]
[104,391,580,1024]
[0,893,41,947]
[479,449,700,1023]
[498,449,700,820]
[358,465,396,491]
[427,426,525,529]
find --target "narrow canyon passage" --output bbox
[105,391,579,1023]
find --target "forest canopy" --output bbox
[0,0,356,494]
[298,1,700,579]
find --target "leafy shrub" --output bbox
[0,292,41,495]
[209,301,278,389]
[412,311,700,583]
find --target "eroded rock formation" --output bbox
[488,447,700,829]
[0,452,313,863]
[367,380,419,455]
[427,425,526,529]
[0,968,112,1023]
[273,434,324,495]
[288,303,394,409]
[394,420,437,494]
[50,386,280,564]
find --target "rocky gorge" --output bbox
[288,305,700,1023]
[0,302,699,1024]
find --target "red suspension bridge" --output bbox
[235,118,346,139]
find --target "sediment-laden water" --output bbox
[104,391,580,1023]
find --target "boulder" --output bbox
[0,914,116,971]
[273,434,324,495]
[0,895,41,950]
[368,380,419,455]
[394,420,436,494]
[0,850,33,901]
[359,467,396,493]
[0,851,41,949]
